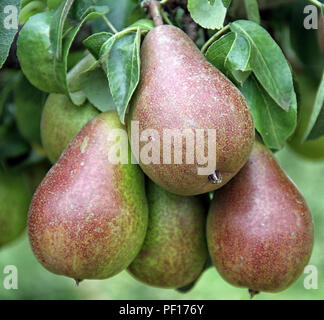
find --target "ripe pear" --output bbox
[28,111,148,280]
[128,25,254,196]
[0,170,31,247]
[41,93,99,163]
[128,180,208,288]
[207,139,314,294]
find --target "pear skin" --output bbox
[207,140,314,293]
[28,111,148,280]
[128,25,254,196]
[128,180,207,288]
[41,94,99,163]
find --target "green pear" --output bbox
[128,25,254,196]
[41,93,99,163]
[28,111,148,280]
[128,180,207,288]
[207,139,314,294]
[0,170,31,247]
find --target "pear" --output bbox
[128,25,254,196]
[0,170,31,247]
[41,93,99,163]
[128,180,207,288]
[28,111,148,280]
[206,139,314,294]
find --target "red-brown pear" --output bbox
[28,111,148,281]
[207,139,314,294]
[128,25,255,196]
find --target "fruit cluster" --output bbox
[1,0,316,297]
[20,25,313,296]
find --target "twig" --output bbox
[146,0,164,27]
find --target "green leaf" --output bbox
[47,0,63,10]
[302,72,324,141]
[83,32,113,60]
[128,19,154,32]
[205,32,236,75]
[221,0,231,8]
[230,20,294,111]
[79,67,116,112]
[53,9,108,103]
[243,0,260,24]
[225,33,251,85]
[50,0,74,61]
[91,0,137,32]
[188,0,227,30]
[205,32,251,85]
[102,29,141,124]
[0,0,21,69]
[231,70,251,85]
[225,33,251,71]
[70,0,108,20]
[308,104,324,141]
[17,10,64,93]
[241,76,297,150]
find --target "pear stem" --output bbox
[248,289,260,299]
[147,0,164,27]
[75,279,83,287]
[201,25,230,55]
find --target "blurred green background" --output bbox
[0,145,323,300]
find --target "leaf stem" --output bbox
[308,0,323,9]
[102,15,118,34]
[161,9,173,25]
[201,25,230,54]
